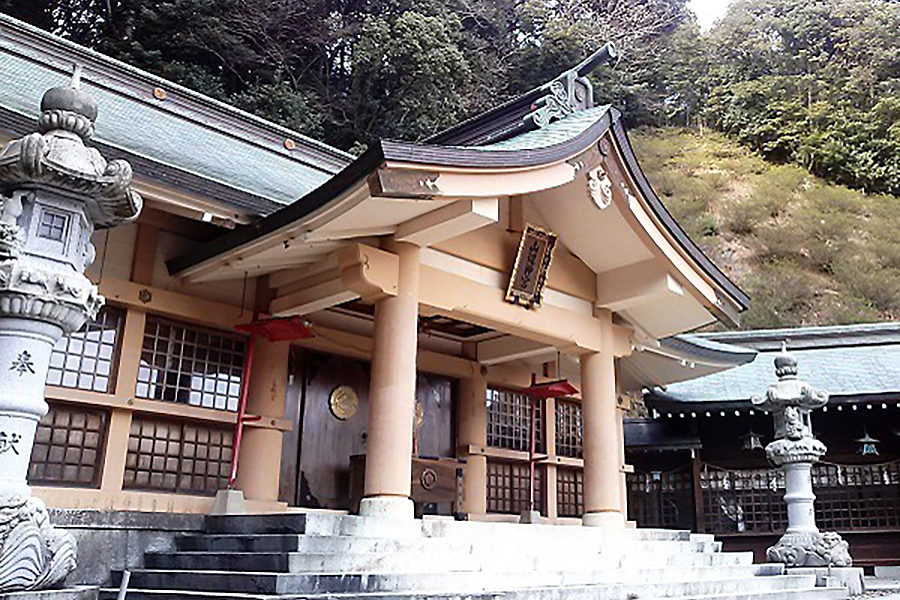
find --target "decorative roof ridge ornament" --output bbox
[0,64,142,228]
[525,42,618,129]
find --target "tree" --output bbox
[0,0,697,147]
[705,0,900,195]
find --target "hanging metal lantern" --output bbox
[856,431,880,456]
[741,429,764,451]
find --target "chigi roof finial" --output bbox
[526,42,618,129]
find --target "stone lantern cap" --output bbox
[0,66,142,228]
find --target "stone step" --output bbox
[204,513,704,543]
[118,564,787,595]
[666,590,849,600]
[205,514,310,535]
[176,534,302,553]
[175,532,719,558]
[146,548,752,573]
[99,586,849,600]
[421,518,695,541]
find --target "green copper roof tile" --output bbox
[476,105,612,152]
[0,15,353,214]
[658,332,900,402]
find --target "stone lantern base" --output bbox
[767,530,852,568]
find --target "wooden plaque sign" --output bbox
[506,225,557,309]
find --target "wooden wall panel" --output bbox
[284,350,457,510]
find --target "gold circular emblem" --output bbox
[152,87,167,100]
[329,385,358,420]
[414,400,425,431]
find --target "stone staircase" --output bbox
[101,512,850,600]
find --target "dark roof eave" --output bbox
[169,106,757,316]
[644,390,900,412]
[168,110,622,275]
[700,322,900,351]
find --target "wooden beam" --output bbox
[395,199,498,246]
[130,224,159,286]
[99,277,253,329]
[269,243,399,316]
[418,265,610,355]
[476,336,556,366]
[596,259,683,311]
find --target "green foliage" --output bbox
[634,127,900,329]
[704,0,900,196]
[2,0,699,148]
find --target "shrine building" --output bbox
[0,12,751,526]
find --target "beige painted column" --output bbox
[361,241,421,519]
[458,367,488,516]
[234,336,289,502]
[580,312,624,528]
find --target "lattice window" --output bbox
[38,210,67,241]
[627,466,695,529]
[136,316,246,412]
[123,416,233,495]
[557,467,583,517]
[486,388,544,452]
[486,460,544,515]
[555,400,582,458]
[700,465,787,534]
[29,403,108,488]
[813,462,900,530]
[46,305,124,393]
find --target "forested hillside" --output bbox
[634,128,900,329]
[6,0,897,191]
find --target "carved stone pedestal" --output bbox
[767,531,852,568]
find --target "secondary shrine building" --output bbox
[0,13,751,523]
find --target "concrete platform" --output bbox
[0,586,98,600]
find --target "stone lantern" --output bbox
[751,344,851,568]
[0,67,142,591]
